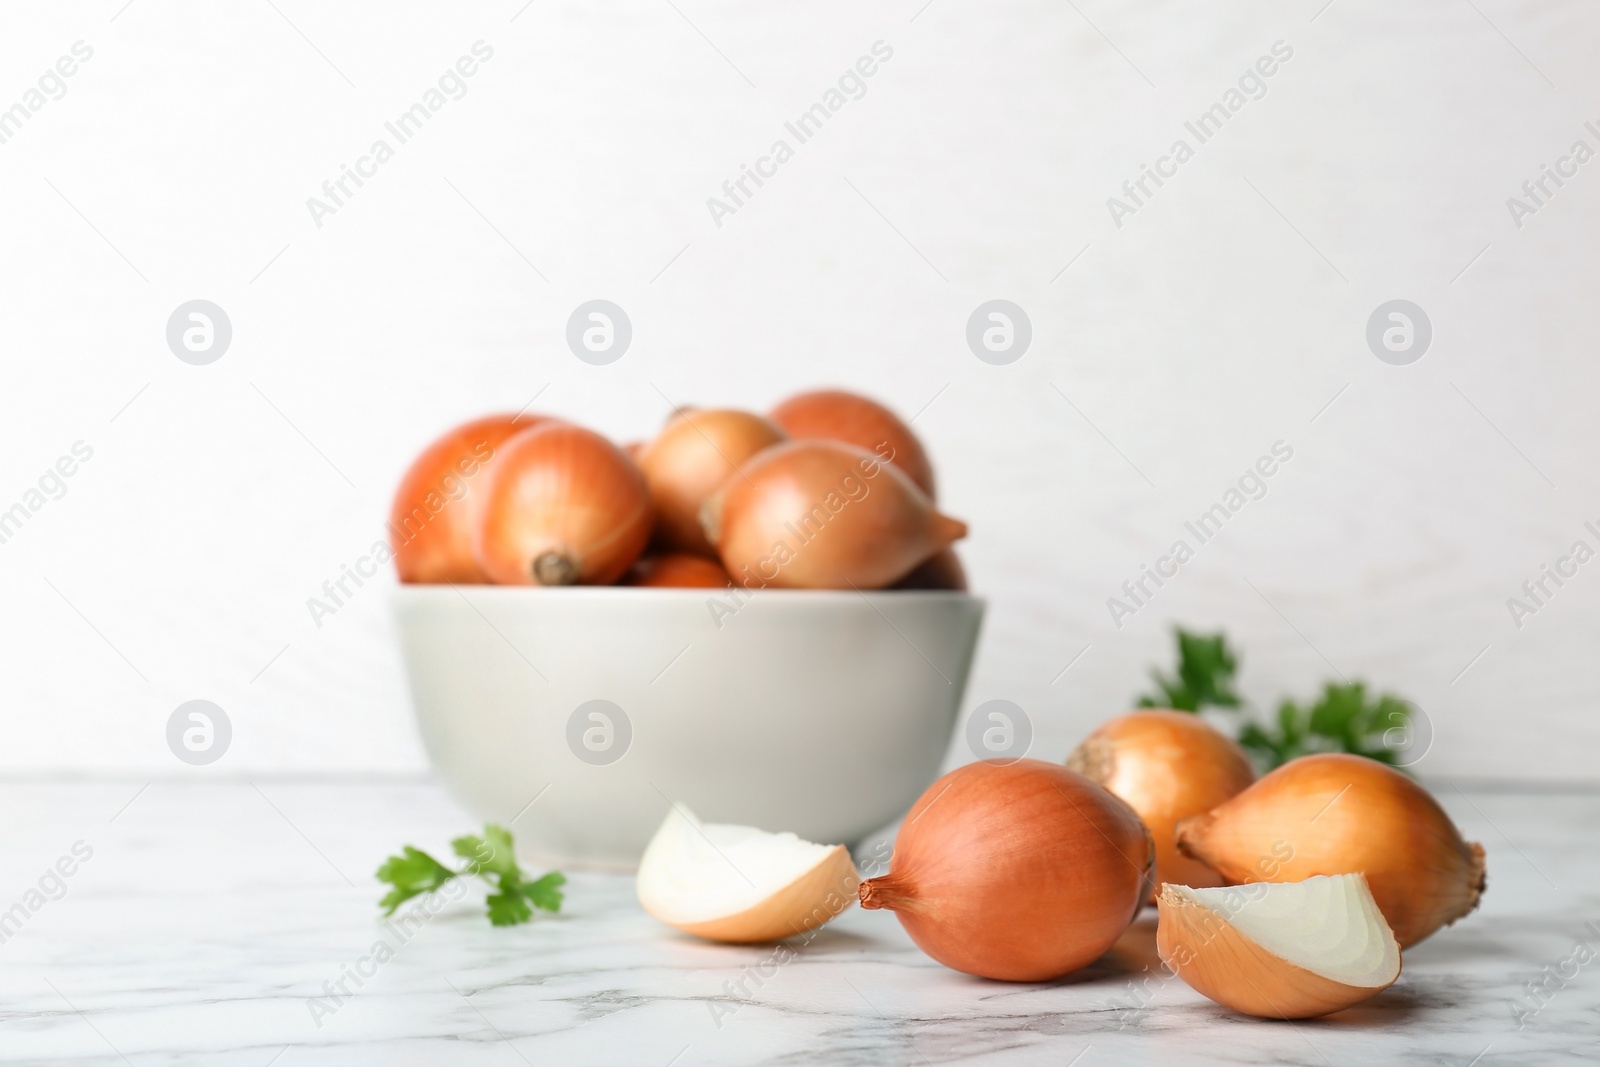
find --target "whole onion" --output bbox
[702,440,966,590]
[389,413,545,583]
[1067,710,1255,899]
[1177,753,1485,947]
[474,423,653,585]
[769,389,937,499]
[638,409,785,556]
[859,759,1153,981]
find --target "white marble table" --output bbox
[1,778,1594,1065]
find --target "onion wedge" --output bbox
[636,806,859,943]
[1156,874,1401,1019]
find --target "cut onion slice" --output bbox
[1156,873,1401,1019]
[636,806,860,943]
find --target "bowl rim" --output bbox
[391,583,984,605]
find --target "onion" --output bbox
[389,414,546,583]
[623,553,732,588]
[857,759,1152,981]
[474,423,653,585]
[1067,710,1255,900]
[1157,874,1401,1019]
[890,547,968,591]
[636,806,859,943]
[1176,753,1486,947]
[638,409,786,556]
[703,441,967,590]
[769,389,937,499]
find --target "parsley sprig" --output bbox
[377,824,565,926]
[1136,628,1413,772]
[1136,629,1243,713]
[1239,682,1412,770]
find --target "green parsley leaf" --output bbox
[375,845,456,916]
[519,871,567,913]
[451,824,517,880]
[377,825,564,926]
[1229,683,1412,772]
[485,889,534,926]
[1139,629,1416,774]
[1136,628,1242,712]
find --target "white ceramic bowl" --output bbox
[393,585,984,868]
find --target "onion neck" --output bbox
[1454,841,1487,921]
[1065,737,1113,783]
[931,513,968,545]
[857,874,914,912]
[1173,812,1216,864]
[533,550,579,585]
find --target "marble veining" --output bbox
[0,780,1596,1065]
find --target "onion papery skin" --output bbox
[1067,710,1255,901]
[635,807,861,944]
[389,414,544,583]
[670,845,859,944]
[769,389,937,500]
[624,553,733,589]
[858,759,1153,981]
[891,547,968,591]
[474,423,654,586]
[771,390,934,502]
[638,409,786,556]
[1176,753,1486,948]
[1155,881,1400,1019]
[706,440,967,590]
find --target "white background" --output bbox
[1,0,1596,780]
